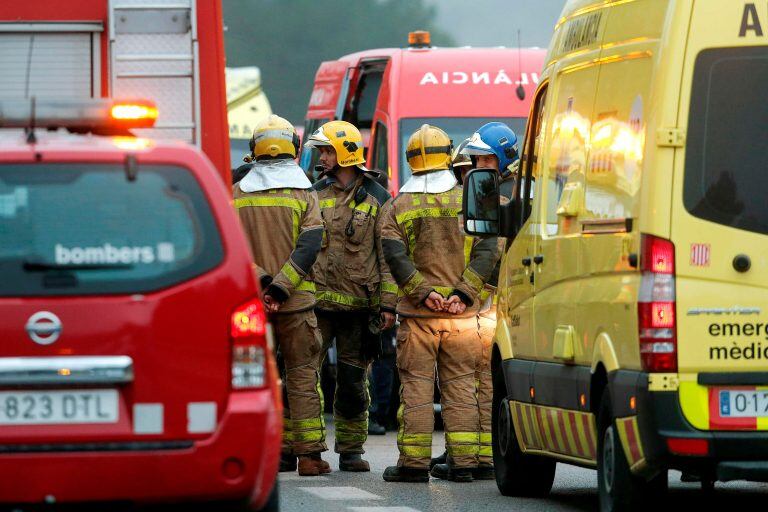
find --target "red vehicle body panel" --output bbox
[0,136,280,507]
[2,0,231,184]
[303,46,546,195]
[2,392,280,505]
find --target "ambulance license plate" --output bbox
[0,390,118,425]
[719,390,768,418]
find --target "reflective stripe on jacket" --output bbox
[380,184,499,318]
[233,185,323,313]
[312,174,397,312]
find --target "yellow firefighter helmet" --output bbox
[249,114,300,160]
[406,124,452,174]
[304,120,367,170]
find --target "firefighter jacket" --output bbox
[380,183,500,318]
[479,175,517,311]
[233,184,323,313]
[312,173,397,313]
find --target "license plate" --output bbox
[0,389,119,425]
[719,390,768,418]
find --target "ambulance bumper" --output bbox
[613,370,768,481]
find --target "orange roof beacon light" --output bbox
[0,98,158,139]
[408,31,431,49]
[110,101,159,128]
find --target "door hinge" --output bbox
[656,128,685,148]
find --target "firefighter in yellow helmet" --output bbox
[304,120,398,471]
[380,125,500,482]
[233,114,329,476]
[429,138,498,481]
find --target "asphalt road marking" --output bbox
[298,486,384,500]
[279,473,330,481]
[348,508,422,512]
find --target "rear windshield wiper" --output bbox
[23,260,134,272]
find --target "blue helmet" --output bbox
[461,122,520,176]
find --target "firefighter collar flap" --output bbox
[399,169,457,194]
[238,159,312,193]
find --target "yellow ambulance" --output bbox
[463,1,768,509]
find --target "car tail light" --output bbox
[230,298,268,389]
[638,234,677,372]
[666,437,709,456]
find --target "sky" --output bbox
[427,0,566,49]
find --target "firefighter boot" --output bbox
[368,418,386,435]
[430,462,474,483]
[279,453,297,472]
[472,464,495,480]
[429,450,447,470]
[383,466,430,483]
[298,453,331,476]
[339,453,371,472]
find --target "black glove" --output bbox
[362,312,384,361]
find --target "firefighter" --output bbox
[461,125,521,477]
[429,130,518,481]
[461,121,521,183]
[303,120,398,472]
[233,115,329,477]
[380,124,499,483]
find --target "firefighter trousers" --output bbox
[316,310,370,454]
[477,313,495,467]
[273,309,327,456]
[396,316,481,469]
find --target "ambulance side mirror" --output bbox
[463,169,500,236]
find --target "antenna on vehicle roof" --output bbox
[516,30,526,101]
[26,96,37,145]
[24,34,38,144]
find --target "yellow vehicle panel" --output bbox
[671,1,768,431]
[493,0,768,473]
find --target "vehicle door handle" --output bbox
[533,255,544,265]
[522,257,532,266]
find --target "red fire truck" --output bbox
[300,32,546,195]
[0,0,230,182]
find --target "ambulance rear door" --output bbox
[672,1,768,431]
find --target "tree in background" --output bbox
[223,0,455,125]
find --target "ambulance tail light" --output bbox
[230,298,268,389]
[638,234,677,373]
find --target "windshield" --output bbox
[398,117,527,184]
[684,47,768,236]
[0,164,223,296]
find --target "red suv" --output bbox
[0,99,281,510]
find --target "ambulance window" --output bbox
[345,63,385,128]
[352,71,383,126]
[373,122,388,174]
[519,85,548,225]
[398,117,527,186]
[0,164,223,297]
[684,47,768,236]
